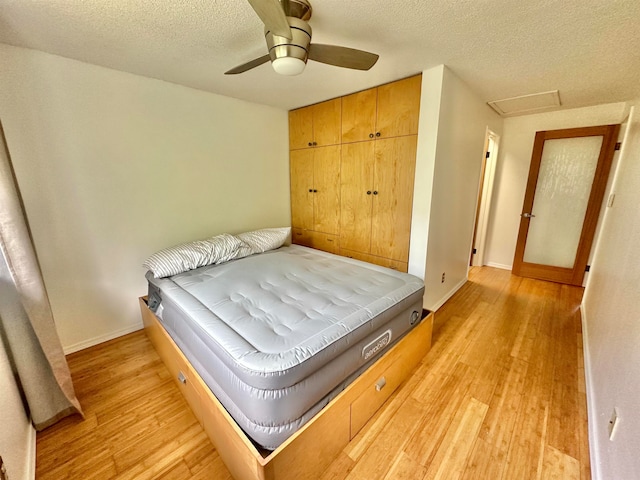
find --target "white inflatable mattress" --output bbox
[147,245,424,449]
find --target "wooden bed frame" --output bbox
[139,297,433,480]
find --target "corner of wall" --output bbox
[63,321,143,354]
[408,66,445,280]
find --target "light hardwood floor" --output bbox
[36,267,589,479]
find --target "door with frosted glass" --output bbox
[512,124,619,285]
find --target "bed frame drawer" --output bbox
[173,355,203,424]
[349,316,433,438]
[350,358,403,438]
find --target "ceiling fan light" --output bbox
[272,57,306,76]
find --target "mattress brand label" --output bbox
[362,330,392,361]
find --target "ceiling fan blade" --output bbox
[247,0,292,39]
[308,44,379,71]
[225,55,271,75]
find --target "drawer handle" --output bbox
[177,371,187,385]
[375,377,386,392]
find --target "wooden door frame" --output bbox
[512,124,620,285]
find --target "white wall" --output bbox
[0,44,290,352]
[409,65,502,310]
[582,103,640,480]
[483,102,628,270]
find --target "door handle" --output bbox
[521,213,535,218]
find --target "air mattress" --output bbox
[147,245,424,449]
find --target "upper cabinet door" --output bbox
[376,75,422,139]
[341,88,377,144]
[312,98,342,147]
[290,149,315,230]
[289,106,314,150]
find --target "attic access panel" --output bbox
[488,90,561,116]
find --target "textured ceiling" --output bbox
[1,0,639,111]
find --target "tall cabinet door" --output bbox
[376,75,421,138]
[341,88,377,144]
[340,142,375,253]
[290,149,315,230]
[313,145,341,234]
[371,136,418,262]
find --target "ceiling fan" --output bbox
[226,0,379,76]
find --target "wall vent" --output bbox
[488,90,561,117]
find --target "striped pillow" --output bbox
[236,227,291,254]
[143,233,245,278]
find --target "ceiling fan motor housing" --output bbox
[281,0,312,21]
[265,17,312,64]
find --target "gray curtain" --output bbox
[0,119,82,430]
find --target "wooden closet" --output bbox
[289,75,421,271]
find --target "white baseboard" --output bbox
[484,261,512,271]
[430,277,468,312]
[63,322,143,354]
[580,303,600,480]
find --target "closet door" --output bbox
[341,88,377,144]
[290,149,315,230]
[340,141,375,253]
[370,136,417,262]
[312,98,342,147]
[289,106,314,150]
[376,75,421,139]
[313,145,341,235]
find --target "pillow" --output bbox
[235,227,291,255]
[232,244,255,261]
[143,233,245,278]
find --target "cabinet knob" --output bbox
[312,141,317,146]
[373,191,378,195]
[369,133,374,139]
[308,142,313,146]
[366,191,372,195]
[313,189,318,192]
[309,189,313,192]
[375,132,381,137]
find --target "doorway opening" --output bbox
[470,129,500,267]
